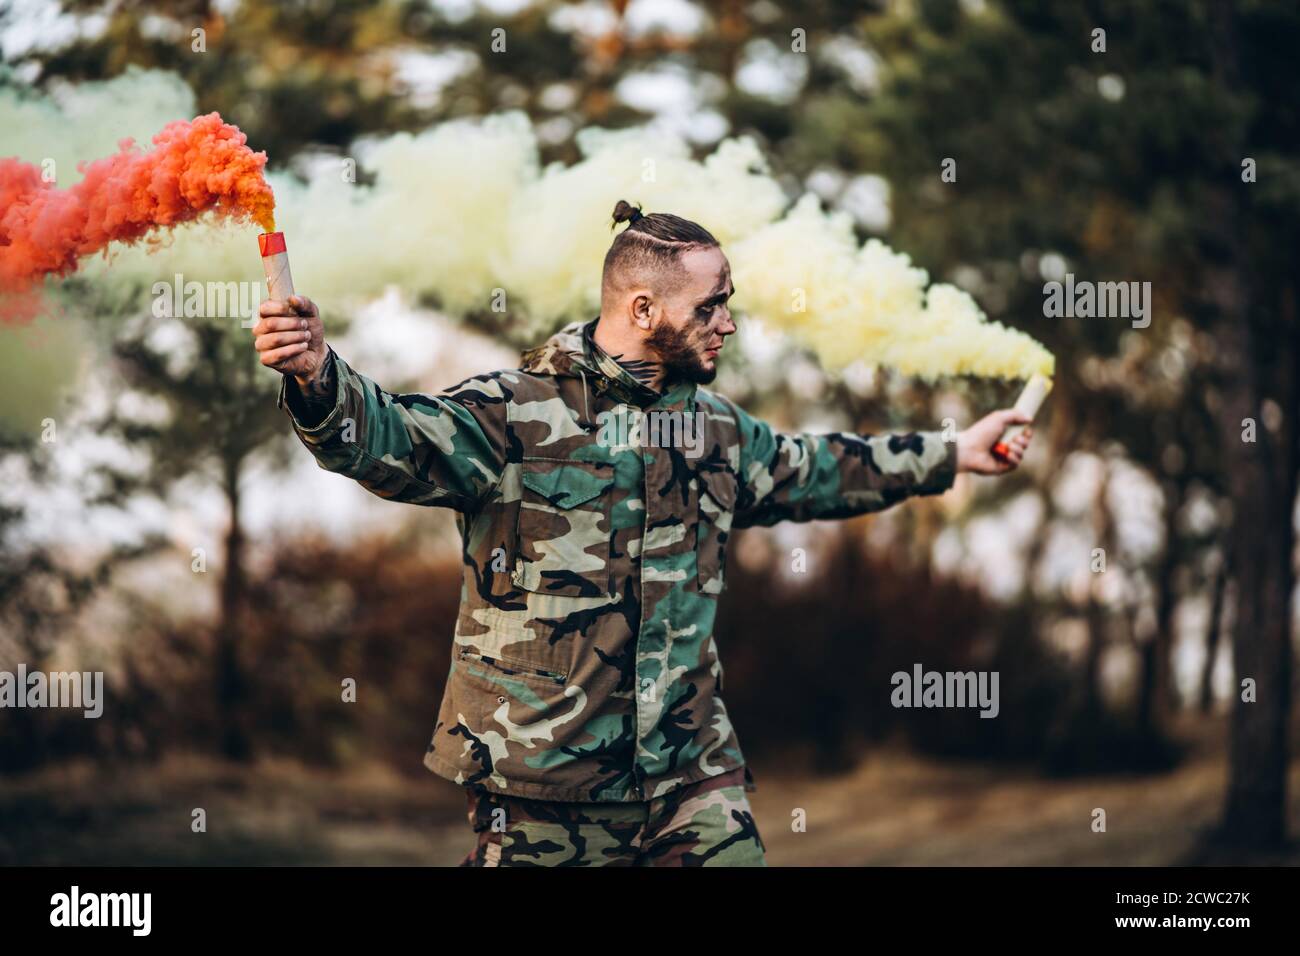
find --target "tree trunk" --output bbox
[217,460,252,761]
[1207,264,1295,848]
[1082,461,1116,719]
[1138,479,1183,734]
[1198,559,1229,714]
[1208,0,1296,852]
[1220,403,1294,847]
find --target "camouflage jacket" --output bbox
[278,318,957,802]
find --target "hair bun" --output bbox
[612,199,644,225]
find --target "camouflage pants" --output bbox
[458,770,767,867]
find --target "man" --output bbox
[250,201,1033,866]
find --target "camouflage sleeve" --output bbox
[727,399,957,529]
[276,348,508,511]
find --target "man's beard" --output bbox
[648,321,716,386]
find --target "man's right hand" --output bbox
[252,295,326,386]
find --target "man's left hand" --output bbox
[956,409,1034,475]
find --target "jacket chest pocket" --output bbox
[696,469,737,595]
[512,458,616,598]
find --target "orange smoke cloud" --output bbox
[0,112,274,310]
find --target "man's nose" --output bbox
[717,308,737,336]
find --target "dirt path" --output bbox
[752,744,1298,865]
[1,719,1295,865]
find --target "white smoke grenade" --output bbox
[992,373,1052,461]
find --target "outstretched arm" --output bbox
[253,295,508,511]
[727,400,1032,529]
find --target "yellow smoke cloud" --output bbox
[10,71,1054,384]
[731,195,1055,379]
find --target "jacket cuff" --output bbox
[278,348,346,435]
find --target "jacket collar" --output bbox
[519,317,696,412]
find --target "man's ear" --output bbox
[631,291,654,331]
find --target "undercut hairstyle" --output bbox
[601,200,719,298]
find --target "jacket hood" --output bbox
[520,317,672,408]
[518,320,599,379]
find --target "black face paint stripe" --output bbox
[697,282,735,310]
